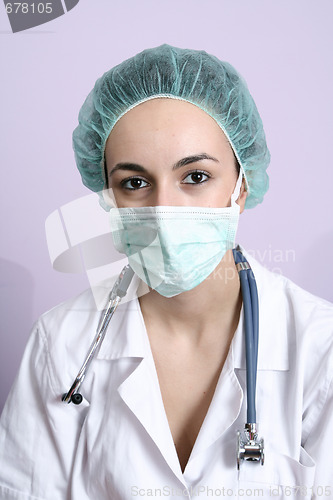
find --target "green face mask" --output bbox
[109,174,242,298]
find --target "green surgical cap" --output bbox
[72,44,270,209]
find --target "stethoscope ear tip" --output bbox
[61,393,83,405]
[71,393,83,405]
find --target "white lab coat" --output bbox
[0,248,333,500]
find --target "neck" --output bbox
[138,250,242,345]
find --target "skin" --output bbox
[104,98,248,472]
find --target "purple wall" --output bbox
[1,0,333,411]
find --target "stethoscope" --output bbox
[232,247,264,469]
[62,246,264,469]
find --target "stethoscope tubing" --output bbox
[233,248,259,424]
[248,265,259,384]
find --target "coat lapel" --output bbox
[189,349,243,459]
[117,357,184,482]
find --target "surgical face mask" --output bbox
[109,173,243,298]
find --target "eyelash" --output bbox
[182,170,211,185]
[120,176,150,190]
[120,170,211,191]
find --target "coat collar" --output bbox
[96,297,149,360]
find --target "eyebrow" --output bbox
[108,153,219,177]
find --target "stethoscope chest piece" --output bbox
[62,392,83,405]
[237,423,264,470]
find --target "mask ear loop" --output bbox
[102,188,117,209]
[101,155,117,210]
[231,171,244,207]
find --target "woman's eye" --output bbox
[121,177,150,190]
[182,171,210,184]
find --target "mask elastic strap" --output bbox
[231,171,244,207]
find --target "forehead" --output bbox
[106,98,230,151]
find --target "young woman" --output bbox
[0,44,332,499]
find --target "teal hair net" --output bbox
[72,44,270,209]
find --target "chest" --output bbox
[148,336,231,471]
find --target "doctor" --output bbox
[0,45,333,499]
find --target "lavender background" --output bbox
[1,0,333,411]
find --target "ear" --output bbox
[237,179,248,214]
